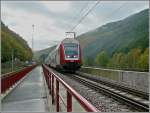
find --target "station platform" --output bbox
[1,66,49,112]
[1,65,98,112]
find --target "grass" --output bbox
[1,66,23,76]
[1,61,28,76]
[80,68,119,81]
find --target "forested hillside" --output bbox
[34,46,56,62]
[76,9,149,71]
[1,22,33,63]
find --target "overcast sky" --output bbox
[1,1,149,51]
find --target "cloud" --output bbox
[1,1,149,51]
[40,1,72,13]
[2,1,50,15]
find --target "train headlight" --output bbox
[67,55,70,58]
[74,55,77,58]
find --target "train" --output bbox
[45,38,82,72]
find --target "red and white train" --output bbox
[45,38,82,71]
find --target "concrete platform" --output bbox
[2,66,48,112]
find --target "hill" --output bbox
[76,9,148,58]
[33,45,56,62]
[1,22,33,62]
[76,9,149,71]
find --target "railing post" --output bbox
[56,80,59,112]
[67,91,72,112]
[52,75,55,104]
[49,72,51,94]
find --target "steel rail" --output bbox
[43,64,99,112]
[1,66,29,78]
[1,65,37,93]
[70,75,149,112]
[76,72,149,100]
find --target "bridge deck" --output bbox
[2,66,49,112]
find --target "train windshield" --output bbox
[64,43,78,57]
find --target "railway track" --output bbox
[77,72,149,100]
[68,74,149,112]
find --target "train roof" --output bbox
[61,38,79,43]
[55,38,79,49]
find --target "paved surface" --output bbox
[2,66,48,112]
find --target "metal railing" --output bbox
[1,65,36,93]
[42,64,98,112]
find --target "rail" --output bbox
[42,64,98,112]
[80,66,149,93]
[1,65,37,93]
[71,74,149,112]
[77,72,149,99]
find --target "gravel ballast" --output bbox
[52,69,136,112]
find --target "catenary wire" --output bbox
[70,1,100,32]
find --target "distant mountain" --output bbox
[76,9,149,59]
[1,22,33,62]
[34,46,56,62]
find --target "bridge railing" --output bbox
[1,65,36,93]
[42,64,98,112]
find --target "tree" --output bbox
[138,48,149,71]
[1,22,33,63]
[83,57,94,66]
[126,48,142,70]
[1,36,12,62]
[95,50,109,67]
[107,52,126,69]
[113,53,126,69]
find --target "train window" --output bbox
[64,43,78,57]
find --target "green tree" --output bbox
[1,22,33,63]
[83,57,94,66]
[113,53,126,69]
[107,52,126,69]
[138,48,149,70]
[95,50,109,67]
[126,48,142,69]
[1,36,12,62]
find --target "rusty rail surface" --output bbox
[42,64,98,112]
[1,65,36,93]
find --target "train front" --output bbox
[60,39,82,71]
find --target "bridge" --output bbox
[1,65,98,112]
[1,64,149,112]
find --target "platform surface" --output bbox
[2,66,48,112]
